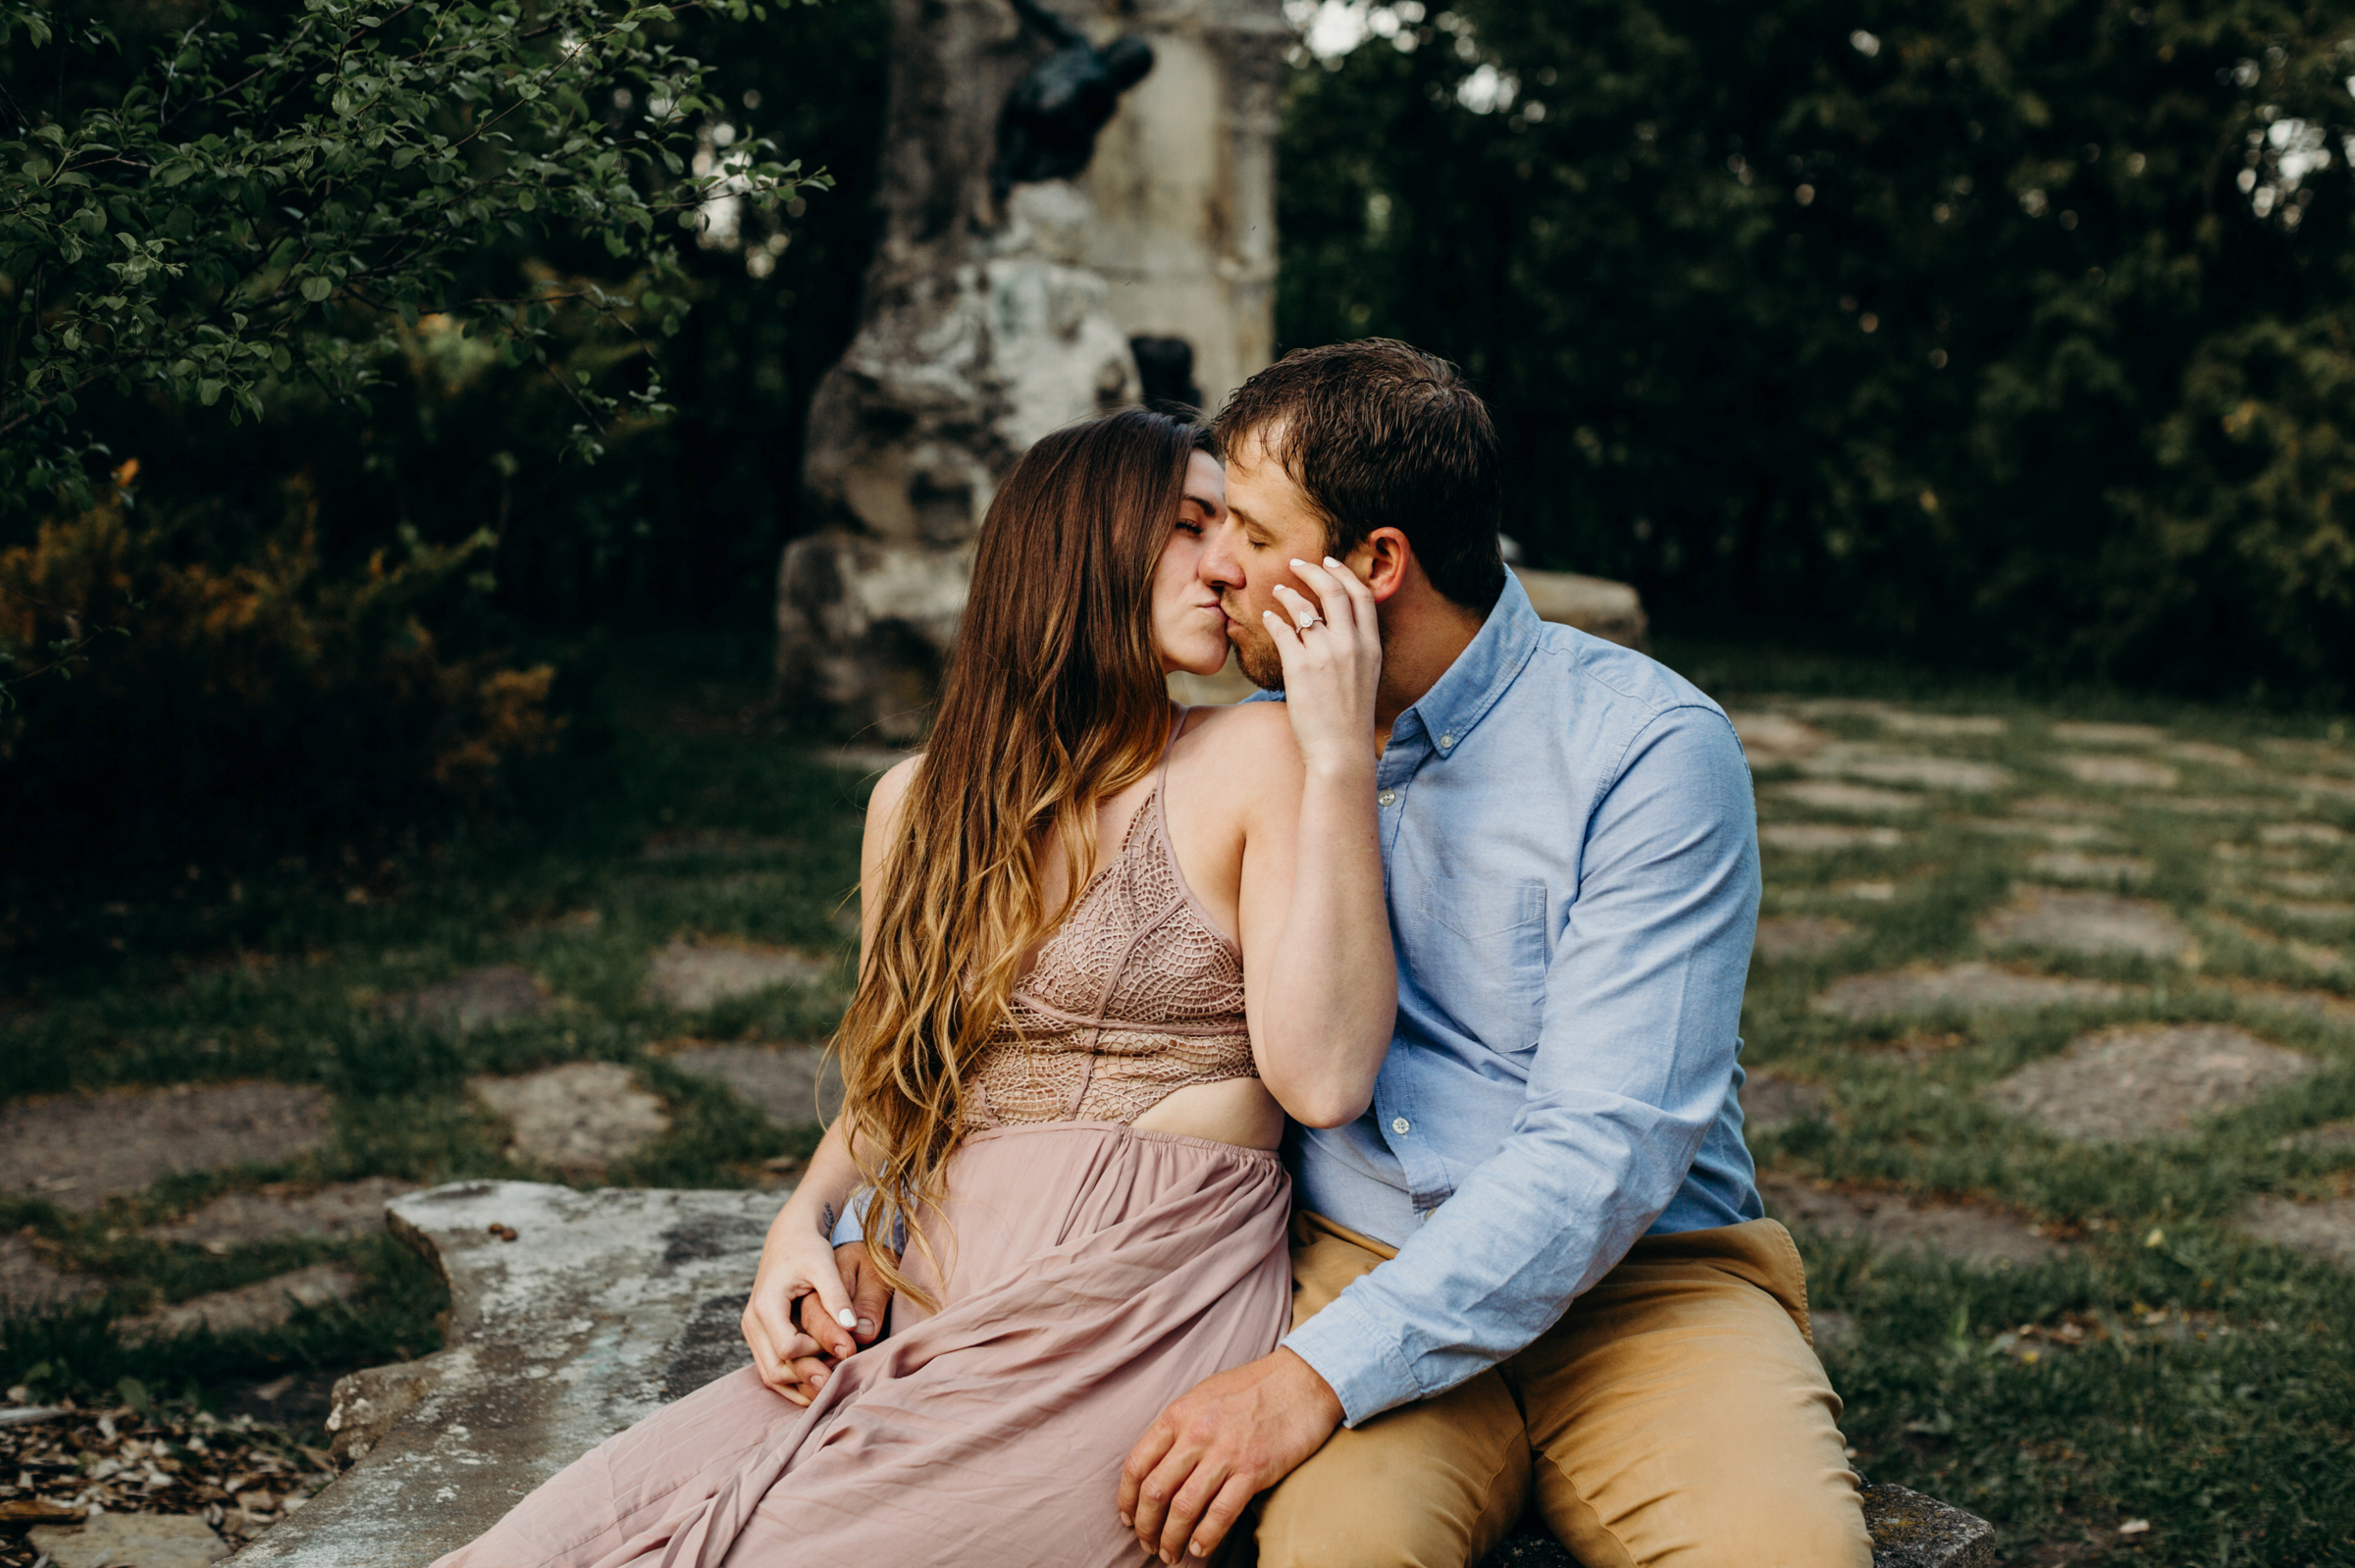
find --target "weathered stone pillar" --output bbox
[778,0,1284,737]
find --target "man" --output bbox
[802,340,1869,1568]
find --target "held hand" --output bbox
[742,1212,864,1404]
[1117,1348,1345,1563]
[780,1242,896,1400]
[1264,556,1382,778]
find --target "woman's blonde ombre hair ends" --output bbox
[835,407,1217,1306]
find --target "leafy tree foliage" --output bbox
[1280,0,2355,698]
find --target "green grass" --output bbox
[3,649,2353,1562]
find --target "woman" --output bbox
[433,408,1395,1567]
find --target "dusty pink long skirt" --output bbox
[432,1122,1291,1568]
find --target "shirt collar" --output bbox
[1391,570,1544,759]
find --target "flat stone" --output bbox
[374,965,550,1030]
[1803,746,2012,793]
[0,1082,334,1209]
[2166,742,2250,768]
[1813,964,2129,1021]
[2262,871,2340,896]
[28,1513,231,1567]
[1983,1024,2319,1142]
[1774,781,1925,815]
[1858,1484,1998,1568]
[1758,1175,2065,1268]
[2239,1195,2355,1267]
[1728,710,1831,767]
[2138,794,2270,814]
[1972,819,2117,846]
[2025,851,2153,884]
[145,1178,418,1251]
[2050,721,2165,746]
[1512,568,1648,649]
[1874,712,2008,739]
[644,940,833,1010]
[2201,978,2355,1028]
[225,1181,781,1566]
[2265,898,2355,923]
[0,1230,102,1310]
[2292,775,2355,806]
[1839,880,1900,901]
[470,1063,669,1172]
[1976,887,2193,960]
[1753,915,1859,961]
[1760,823,1904,853]
[2260,821,2350,847]
[2014,795,2117,819]
[1742,1071,1829,1132]
[119,1263,361,1342]
[2060,755,2179,789]
[660,1042,842,1127]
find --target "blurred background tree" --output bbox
[1279,0,2355,701]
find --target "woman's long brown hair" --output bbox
[835,408,1218,1307]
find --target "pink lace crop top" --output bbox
[965,712,1256,1128]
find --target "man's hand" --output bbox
[778,1241,894,1399]
[1118,1348,1344,1563]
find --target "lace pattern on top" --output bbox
[966,715,1253,1128]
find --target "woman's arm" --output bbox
[1234,557,1395,1128]
[740,757,919,1400]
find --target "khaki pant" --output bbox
[1251,1213,1872,1568]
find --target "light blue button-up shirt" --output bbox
[1275,572,1763,1427]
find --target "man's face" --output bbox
[1199,433,1334,690]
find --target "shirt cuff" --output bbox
[1280,1290,1421,1428]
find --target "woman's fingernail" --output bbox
[810,1369,825,1385]
[1119,1514,1132,1529]
[836,1306,859,1328]
[1326,555,1344,568]
[1290,557,1311,570]
[857,1317,875,1332]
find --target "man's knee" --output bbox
[1255,1474,1521,1568]
[1539,1457,1871,1568]
[1253,1383,1528,1568]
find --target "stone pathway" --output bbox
[1981,1024,2319,1142]
[2239,1195,2355,1268]
[661,1042,840,1127]
[1774,780,1924,815]
[144,1178,417,1251]
[1814,964,2129,1022]
[2024,851,2153,884]
[1753,915,1858,961]
[1725,710,1829,766]
[1759,823,1903,852]
[1802,746,2012,793]
[1757,1175,2066,1268]
[0,1232,100,1311]
[1975,886,2194,960]
[2060,754,2180,789]
[472,1062,669,1172]
[0,1083,333,1209]
[643,940,832,1010]
[374,965,550,1030]
[118,1263,361,1343]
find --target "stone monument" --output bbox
[777,0,1285,736]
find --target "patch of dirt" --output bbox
[1773,780,1924,815]
[2239,1194,2355,1267]
[1976,886,2194,960]
[0,1084,334,1210]
[1758,823,1904,853]
[2050,721,2166,746]
[2025,851,2153,884]
[470,1062,669,1172]
[1758,1175,2067,1267]
[1983,1023,2319,1142]
[0,1231,102,1311]
[659,1041,841,1128]
[0,1400,337,1564]
[1741,1071,1829,1132]
[1813,964,2130,1022]
[1726,710,1831,767]
[373,965,550,1030]
[1802,746,2012,793]
[1753,915,1858,961]
[143,1179,417,1252]
[643,939,833,1010]
[2060,754,2179,789]
[117,1264,362,1344]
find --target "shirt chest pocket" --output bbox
[1411,877,1549,1055]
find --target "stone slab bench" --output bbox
[225,1181,1993,1567]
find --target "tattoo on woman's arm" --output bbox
[821,1202,837,1237]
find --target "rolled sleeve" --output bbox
[1280,705,1760,1424]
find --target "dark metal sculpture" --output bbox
[991,0,1154,200]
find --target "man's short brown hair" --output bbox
[1213,340,1505,610]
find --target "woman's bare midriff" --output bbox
[1130,1075,1285,1150]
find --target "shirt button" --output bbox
[1390,1117,1411,1134]
[1378,789,1397,808]
[1439,732,1454,750]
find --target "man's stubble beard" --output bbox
[1231,628,1286,692]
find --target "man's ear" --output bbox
[1348,528,1416,603]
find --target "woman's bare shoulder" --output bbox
[864,755,922,825]
[1177,702,1302,785]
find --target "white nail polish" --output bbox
[836,1306,859,1328]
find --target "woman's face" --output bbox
[1152,450,1232,677]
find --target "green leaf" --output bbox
[300,275,334,301]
